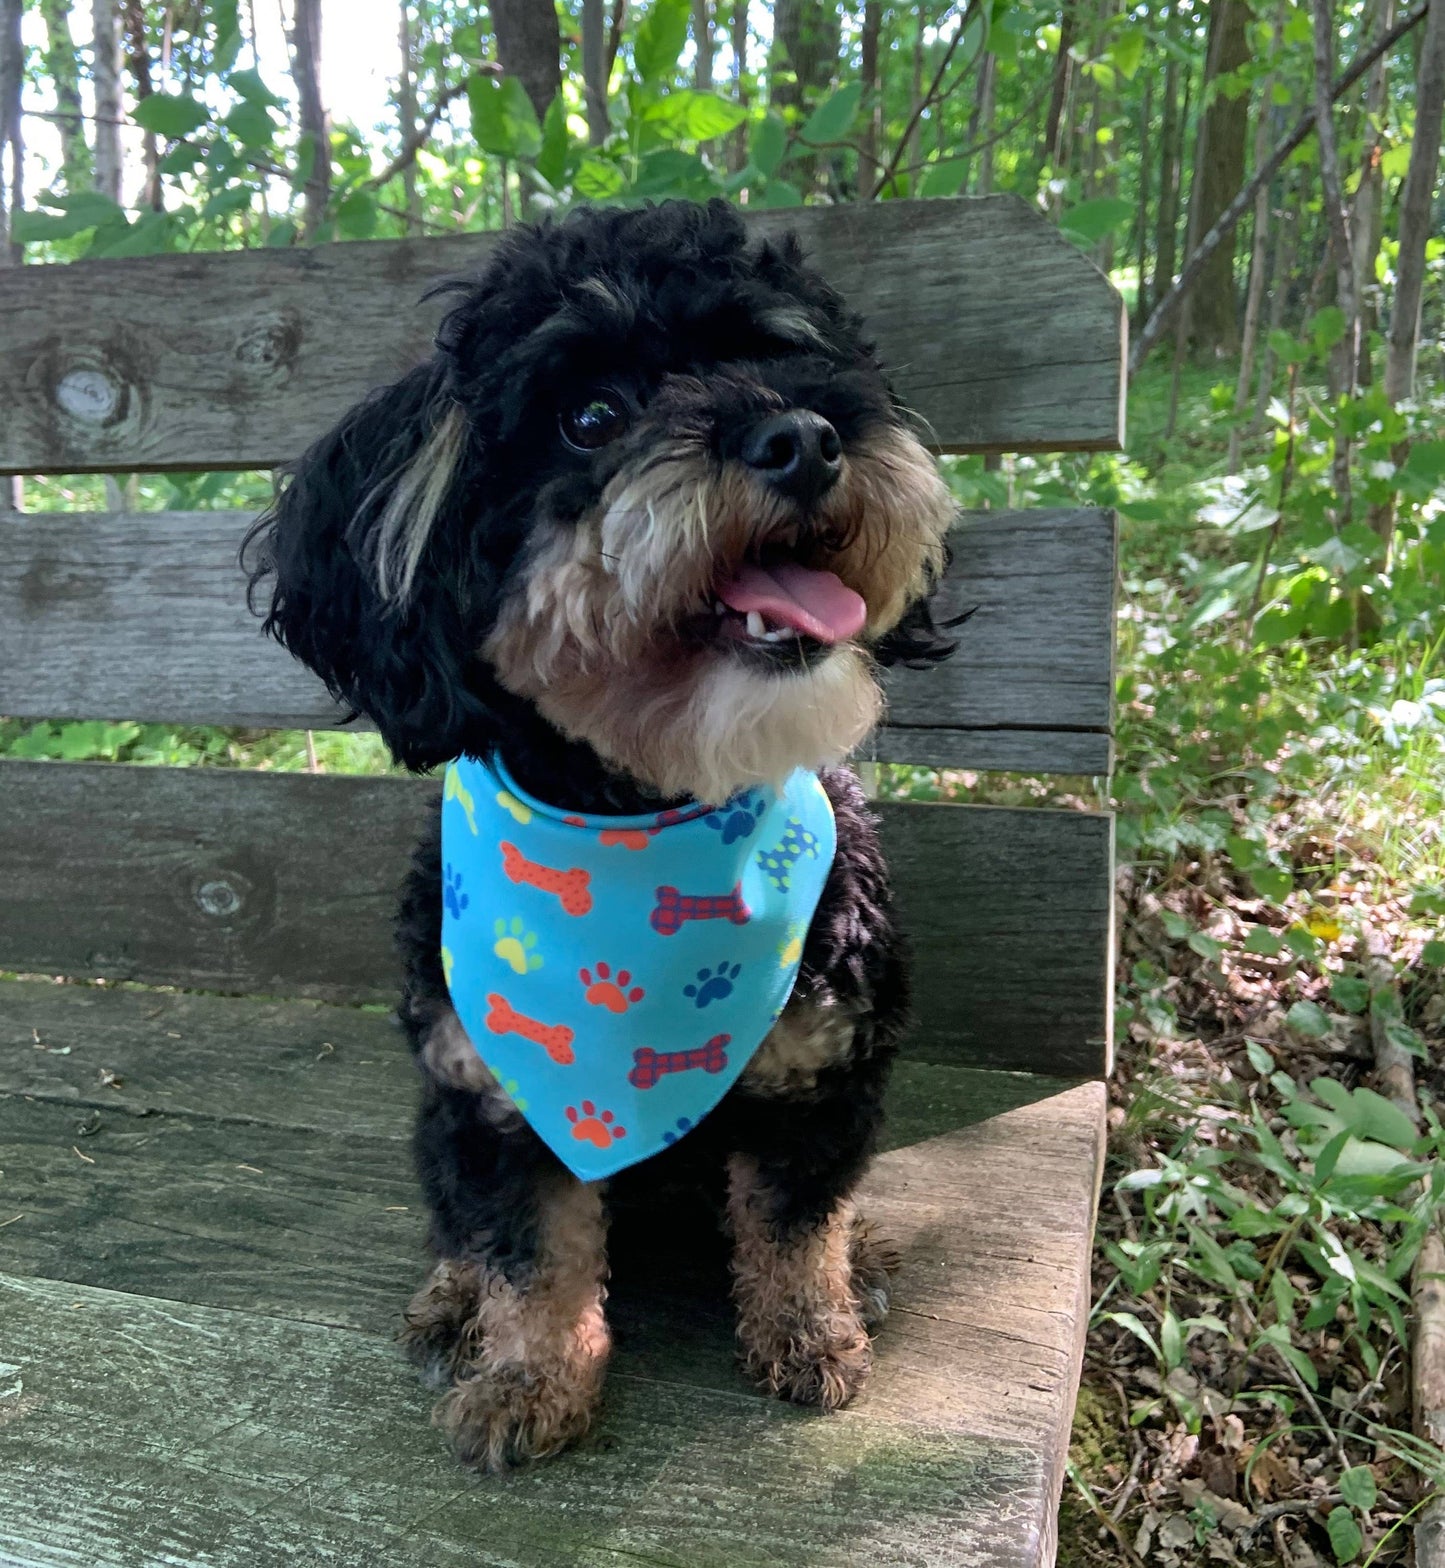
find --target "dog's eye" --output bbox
[560,391,630,452]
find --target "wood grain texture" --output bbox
[0,763,1112,1076]
[0,196,1125,475]
[0,507,1116,773]
[0,1063,1104,1566]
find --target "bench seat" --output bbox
[0,977,1102,1568]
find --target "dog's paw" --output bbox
[745,1317,873,1412]
[849,1216,902,1333]
[434,1361,604,1472]
[399,1262,482,1389]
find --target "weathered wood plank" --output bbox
[0,1273,1056,1568]
[0,1065,1104,1565]
[0,197,1125,475]
[0,978,1083,1144]
[0,764,1112,1075]
[0,507,1116,771]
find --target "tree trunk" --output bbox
[1351,0,1396,385]
[582,0,608,145]
[1189,0,1252,354]
[1382,0,1445,404]
[692,0,713,89]
[1041,0,1077,170]
[907,6,925,186]
[859,0,882,182]
[965,46,996,194]
[40,0,93,194]
[92,0,124,204]
[728,0,748,173]
[491,0,562,125]
[1228,86,1278,473]
[122,0,161,210]
[289,0,330,239]
[1132,74,1152,327]
[397,1,421,231]
[1251,169,1300,430]
[771,0,840,195]
[1152,25,1182,304]
[1313,0,1360,523]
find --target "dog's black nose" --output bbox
[741,412,843,505]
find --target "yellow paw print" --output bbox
[444,766,478,835]
[441,945,455,986]
[778,921,806,969]
[496,789,532,826]
[493,916,543,975]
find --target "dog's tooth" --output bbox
[746,611,766,639]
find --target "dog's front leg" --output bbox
[402,1075,610,1471]
[725,1149,876,1412]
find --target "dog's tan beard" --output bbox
[483,423,953,805]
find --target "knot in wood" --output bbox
[196,879,243,918]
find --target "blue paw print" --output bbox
[661,1116,694,1147]
[684,960,741,1008]
[705,792,766,845]
[443,863,469,920]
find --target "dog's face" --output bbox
[247,200,956,801]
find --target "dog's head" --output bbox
[245,199,956,801]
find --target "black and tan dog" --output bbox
[244,198,956,1472]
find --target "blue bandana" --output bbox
[439,755,836,1180]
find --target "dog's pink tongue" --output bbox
[717,563,868,644]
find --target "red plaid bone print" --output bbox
[628,1035,731,1089]
[649,882,750,936]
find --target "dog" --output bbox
[244,198,957,1472]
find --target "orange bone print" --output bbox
[499,841,593,916]
[599,828,649,850]
[484,992,576,1065]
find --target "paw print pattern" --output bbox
[441,945,455,987]
[684,960,741,1009]
[493,916,543,975]
[705,791,767,845]
[496,789,532,825]
[661,1116,694,1147]
[566,1101,626,1148]
[499,1075,529,1113]
[778,920,806,970]
[756,819,822,892]
[579,961,645,1013]
[443,863,469,919]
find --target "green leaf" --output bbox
[750,113,787,176]
[1326,1505,1363,1563]
[334,190,377,240]
[1244,925,1284,956]
[1059,196,1134,244]
[918,157,970,198]
[200,185,254,220]
[573,157,625,199]
[800,81,862,146]
[633,0,690,85]
[469,74,542,159]
[1103,1311,1161,1363]
[1330,975,1370,1014]
[1285,927,1320,960]
[646,89,747,141]
[758,179,802,208]
[1400,440,1445,484]
[1188,930,1225,962]
[1423,940,1445,967]
[132,93,211,139]
[1160,1309,1183,1370]
[1309,305,1347,353]
[631,148,706,195]
[1338,1466,1376,1511]
[1287,1001,1331,1038]
[226,100,276,148]
[1109,27,1146,78]
[10,190,126,242]
[227,67,283,107]
[535,94,569,187]
[1250,865,1294,904]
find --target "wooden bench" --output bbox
[0,196,1121,1567]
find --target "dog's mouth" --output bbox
[684,543,868,670]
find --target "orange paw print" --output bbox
[566,1101,626,1148]
[579,961,645,1013]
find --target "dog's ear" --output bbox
[871,541,970,670]
[242,362,502,772]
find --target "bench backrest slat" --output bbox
[0,197,1125,474]
[0,760,1112,1077]
[0,507,1115,776]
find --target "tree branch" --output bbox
[365,76,481,190]
[868,1,978,199]
[1130,0,1429,375]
